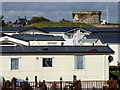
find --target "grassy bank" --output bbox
[26,22,93,28]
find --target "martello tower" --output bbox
[72,11,101,24]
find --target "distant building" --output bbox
[13,16,31,27]
[0,27,116,81]
[101,20,107,24]
[0,45,113,81]
[72,11,101,24]
[1,27,119,66]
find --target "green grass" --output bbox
[106,23,120,25]
[26,22,93,28]
[110,71,120,78]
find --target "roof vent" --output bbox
[42,47,49,50]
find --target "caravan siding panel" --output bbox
[0,55,109,81]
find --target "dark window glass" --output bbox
[43,58,52,67]
[11,58,19,70]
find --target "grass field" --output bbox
[27,22,93,28]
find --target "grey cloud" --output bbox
[2,0,120,2]
[2,2,119,23]
[2,2,113,11]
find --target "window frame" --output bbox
[67,34,73,39]
[41,57,54,68]
[74,55,85,70]
[9,57,20,71]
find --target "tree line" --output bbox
[0,15,72,27]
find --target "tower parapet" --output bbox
[72,11,101,24]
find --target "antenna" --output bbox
[107,6,109,23]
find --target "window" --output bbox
[66,33,73,39]
[67,34,73,39]
[11,58,19,70]
[42,58,52,67]
[74,55,85,69]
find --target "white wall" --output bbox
[109,44,120,66]
[75,55,109,81]
[30,41,64,46]
[0,36,29,46]
[80,39,103,46]
[48,33,64,37]
[0,54,109,81]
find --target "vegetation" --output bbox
[31,16,51,23]
[59,18,71,23]
[0,15,6,27]
[5,21,13,27]
[110,71,120,78]
[1,15,120,27]
[29,16,94,28]
[106,23,120,25]
[27,22,93,28]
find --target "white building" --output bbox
[82,27,120,66]
[0,33,65,46]
[0,46,114,81]
[1,27,119,66]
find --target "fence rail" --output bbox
[81,81,107,89]
[3,80,110,90]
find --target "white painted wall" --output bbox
[1,33,19,35]
[30,41,64,46]
[108,44,120,66]
[0,36,29,46]
[48,33,64,37]
[0,54,109,81]
[80,39,103,46]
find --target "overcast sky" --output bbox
[1,1,119,23]
[1,0,120,2]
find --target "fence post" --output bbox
[5,80,11,89]
[77,80,81,90]
[14,82,16,90]
[43,80,45,88]
[60,77,63,90]
[35,76,37,88]
[43,80,47,90]
[60,81,62,90]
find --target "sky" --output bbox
[1,0,120,2]
[1,1,120,23]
